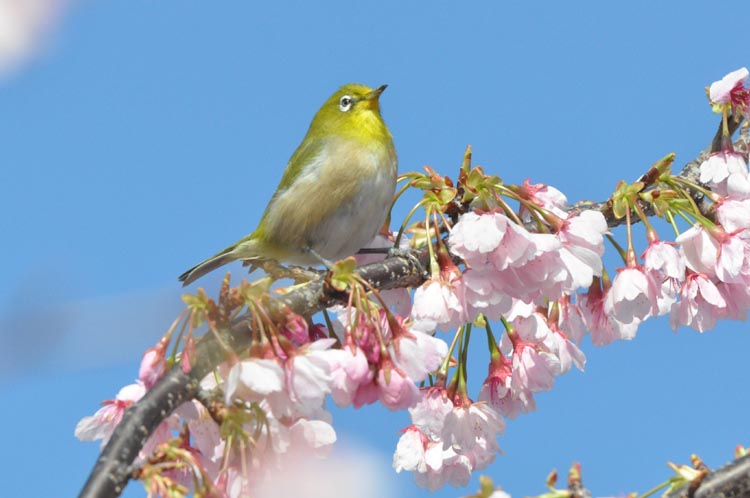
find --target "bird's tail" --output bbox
[178,246,239,287]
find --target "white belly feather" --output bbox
[262,137,397,264]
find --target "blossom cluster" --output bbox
[76,68,750,497]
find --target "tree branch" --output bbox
[664,454,750,498]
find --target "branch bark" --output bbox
[664,454,750,498]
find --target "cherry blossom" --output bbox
[329,339,372,407]
[699,152,748,193]
[579,277,641,345]
[709,67,750,113]
[410,274,466,333]
[376,358,420,410]
[75,382,146,447]
[394,387,504,490]
[717,198,750,231]
[555,210,608,290]
[462,266,515,321]
[556,295,588,344]
[677,225,719,278]
[718,281,750,321]
[607,266,660,324]
[441,402,505,453]
[391,327,448,383]
[517,179,569,220]
[670,273,727,332]
[478,355,536,420]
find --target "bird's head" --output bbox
[309,83,390,141]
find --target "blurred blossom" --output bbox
[0,0,68,78]
[253,446,397,498]
[0,282,184,380]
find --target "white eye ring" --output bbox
[339,95,353,112]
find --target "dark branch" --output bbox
[664,454,750,498]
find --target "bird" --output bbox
[178,83,398,286]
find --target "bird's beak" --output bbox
[364,84,388,101]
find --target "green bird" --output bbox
[179,83,398,286]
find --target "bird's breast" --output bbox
[261,136,397,263]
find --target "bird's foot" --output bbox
[251,259,321,283]
[304,247,335,270]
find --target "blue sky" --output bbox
[2,1,750,497]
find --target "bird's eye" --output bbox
[339,95,353,112]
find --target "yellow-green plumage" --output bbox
[179,84,397,286]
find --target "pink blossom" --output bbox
[381,287,413,318]
[394,427,474,491]
[699,152,748,194]
[138,340,168,390]
[409,388,454,438]
[513,312,585,371]
[441,403,505,452]
[411,444,473,491]
[224,358,285,405]
[75,381,177,461]
[393,426,430,474]
[677,225,718,278]
[718,282,750,321]
[556,296,588,344]
[224,339,339,419]
[414,447,473,491]
[182,402,223,467]
[579,279,641,345]
[410,277,466,333]
[545,326,586,374]
[395,387,504,490]
[710,67,749,102]
[376,360,420,410]
[489,224,555,272]
[75,382,145,446]
[642,240,686,316]
[287,418,337,458]
[489,238,566,302]
[280,339,339,417]
[555,210,607,290]
[449,211,512,266]
[713,229,750,284]
[279,312,310,344]
[392,328,448,383]
[477,355,511,407]
[477,353,536,419]
[511,344,560,393]
[351,379,380,408]
[329,341,372,407]
[512,312,554,343]
[709,67,750,106]
[727,169,750,198]
[643,240,686,281]
[449,211,541,271]
[462,266,515,321]
[717,198,750,232]
[488,490,512,498]
[607,266,660,324]
[670,273,727,332]
[517,179,569,220]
